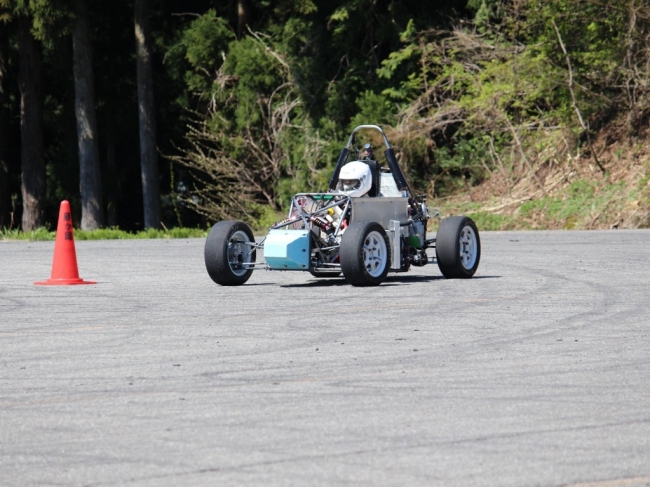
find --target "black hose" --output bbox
[384,148,408,191]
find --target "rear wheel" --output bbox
[205,221,256,286]
[436,216,480,278]
[340,222,390,286]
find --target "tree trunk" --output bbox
[104,102,118,227]
[18,16,46,231]
[0,44,8,228]
[0,105,8,228]
[135,0,161,229]
[237,0,251,39]
[72,0,103,230]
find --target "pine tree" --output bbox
[135,0,161,229]
[17,13,45,231]
[72,0,103,230]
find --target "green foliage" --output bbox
[376,20,420,102]
[509,0,647,126]
[322,0,414,124]
[167,0,650,229]
[274,0,317,16]
[227,38,283,93]
[433,137,491,192]
[8,0,72,45]
[249,204,284,233]
[370,0,648,203]
[165,10,233,96]
[170,15,320,225]
[349,90,397,129]
[4,0,650,232]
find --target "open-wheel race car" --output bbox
[204,125,481,286]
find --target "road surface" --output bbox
[1,230,649,486]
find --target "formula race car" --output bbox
[204,125,481,286]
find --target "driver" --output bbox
[336,161,372,197]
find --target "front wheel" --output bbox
[205,221,256,286]
[340,222,390,286]
[436,216,480,278]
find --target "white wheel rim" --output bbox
[363,231,387,277]
[228,230,253,276]
[459,225,478,270]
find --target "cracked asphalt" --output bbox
[1,230,649,486]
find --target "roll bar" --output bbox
[328,125,409,192]
[344,125,392,149]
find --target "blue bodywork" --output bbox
[264,229,311,270]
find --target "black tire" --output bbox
[204,221,256,286]
[309,269,342,278]
[436,216,480,278]
[340,222,391,286]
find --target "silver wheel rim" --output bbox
[459,225,478,270]
[363,231,387,277]
[228,230,253,276]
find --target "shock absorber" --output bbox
[311,215,338,245]
[311,216,334,234]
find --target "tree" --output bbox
[134,0,161,229]
[72,0,103,230]
[237,0,250,38]
[18,13,45,230]
[170,11,329,221]
[0,17,9,228]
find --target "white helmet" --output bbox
[337,161,372,197]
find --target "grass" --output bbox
[0,227,55,242]
[432,176,648,231]
[1,226,209,242]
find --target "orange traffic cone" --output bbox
[34,200,96,285]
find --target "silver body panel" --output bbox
[350,197,409,229]
[388,219,401,270]
[379,173,402,197]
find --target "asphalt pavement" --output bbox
[1,230,649,486]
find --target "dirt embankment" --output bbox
[441,124,650,231]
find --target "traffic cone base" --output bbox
[34,277,96,286]
[34,200,96,286]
